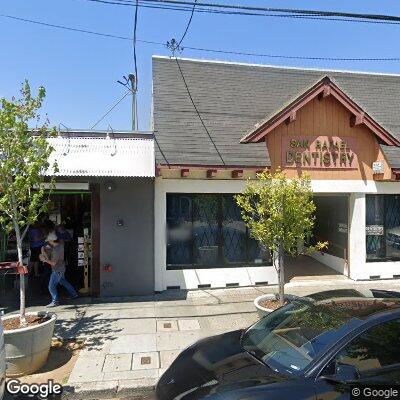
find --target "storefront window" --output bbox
[366,195,400,262]
[166,194,270,269]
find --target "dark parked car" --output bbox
[156,289,400,400]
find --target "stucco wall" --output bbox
[99,178,154,296]
[155,178,400,290]
[154,178,277,291]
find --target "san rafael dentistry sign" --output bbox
[283,136,357,169]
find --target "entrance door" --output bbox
[312,195,349,277]
[48,191,92,294]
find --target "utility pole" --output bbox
[128,74,138,131]
[117,74,138,131]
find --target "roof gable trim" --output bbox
[240,76,400,147]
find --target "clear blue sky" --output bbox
[1,0,400,131]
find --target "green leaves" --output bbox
[0,81,57,238]
[235,170,328,256]
[0,80,56,323]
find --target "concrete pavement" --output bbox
[63,290,261,399]
[4,278,400,399]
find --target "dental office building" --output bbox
[152,56,400,292]
[7,56,400,298]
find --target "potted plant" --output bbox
[0,81,58,376]
[236,170,328,317]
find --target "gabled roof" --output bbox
[241,76,400,146]
[152,56,400,168]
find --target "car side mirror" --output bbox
[320,363,360,385]
[336,363,360,382]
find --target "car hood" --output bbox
[156,330,290,400]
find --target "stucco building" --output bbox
[153,56,400,292]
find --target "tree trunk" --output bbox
[278,243,285,305]
[14,223,27,327]
[273,244,285,305]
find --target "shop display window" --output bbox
[366,194,400,262]
[166,194,270,270]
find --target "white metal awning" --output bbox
[46,136,155,177]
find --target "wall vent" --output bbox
[198,284,211,289]
[369,275,381,280]
[255,281,269,286]
[393,275,400,279]
[226,283,239,287]
[166,286,181,290]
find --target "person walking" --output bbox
[28,222,45,277]
[39,231,78,307]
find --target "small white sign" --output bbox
[366,225,384,236]
[338,223,348,233]
[372,161,384,174]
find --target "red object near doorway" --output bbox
[0,262,28,275]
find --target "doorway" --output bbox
[312,194,350,277]
[47,192,92,293]
[0,191,93,303]
[283,194,350,283]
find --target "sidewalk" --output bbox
[4,279,400,399]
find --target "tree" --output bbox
[235,170,327,304]
[0,81,57,326]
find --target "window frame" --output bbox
[366,194,400,263]
[314,315,400,381]
[166,193,271,270]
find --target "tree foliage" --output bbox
[0,81,57,324]
[235,170,328,301]
[236,170,327,255]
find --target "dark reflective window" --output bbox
[336,319,400,372]
[166,194,270,270]
[243,299,399,376]
[366,195,400,262]
[242,301,359,375]
[313,196,348,259]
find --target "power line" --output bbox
[81,0,400,25]
[184,46,400,62]
[90,90,131,129]
[177,0,197,47]
[0,13,131,40]
[2,13,400,62]
[153,132,171,167]
[168,1,224,165]
[0,13,163,43]
[174,57,225,165]
[141,0,400,23]
[166,1,224,165]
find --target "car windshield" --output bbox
[241,300,363,375]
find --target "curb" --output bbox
[62,380,156,399]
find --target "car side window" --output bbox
[334,319,400,373]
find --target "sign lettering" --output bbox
[283,136,357,169]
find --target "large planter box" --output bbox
[2,311,56,377]
[253,293,301,318]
